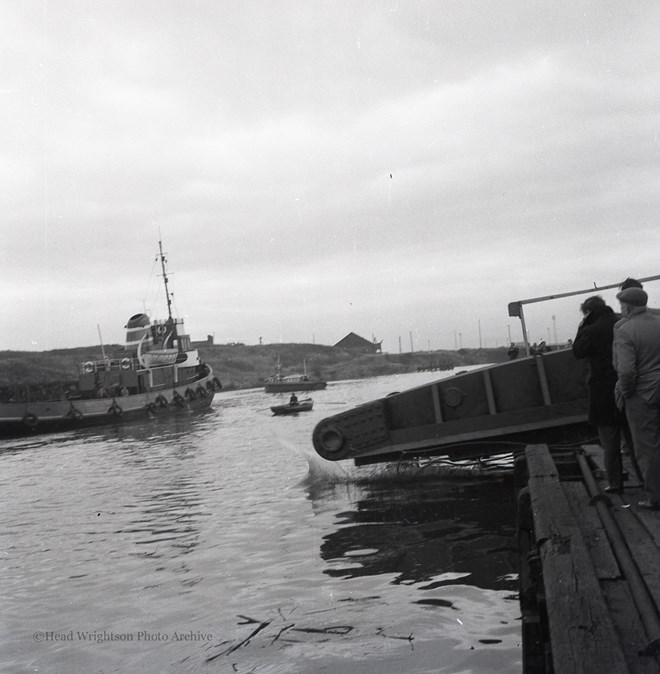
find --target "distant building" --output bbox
[192,335,215,348]
[334,332,382,354]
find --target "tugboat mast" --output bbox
[158,238,173,320]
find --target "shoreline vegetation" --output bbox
[0,343,512,391]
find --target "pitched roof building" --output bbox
[334,332,382,354]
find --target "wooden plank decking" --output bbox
[519,443,660,673]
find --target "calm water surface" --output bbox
[1,370,521,673]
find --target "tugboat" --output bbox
[0,240,221,437]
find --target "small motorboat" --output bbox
[271,398,314,416]
[264,358,327,392]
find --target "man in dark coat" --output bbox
[572,295,627,492]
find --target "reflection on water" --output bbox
[1,371,521,673]
[313,475,517,591]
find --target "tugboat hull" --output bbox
[0,374,220,438]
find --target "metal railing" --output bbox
[508,274,660,356]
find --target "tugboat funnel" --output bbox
[125,313,152,350]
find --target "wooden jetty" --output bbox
[309,276,660,670]
[516,443,660,673]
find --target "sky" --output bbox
[2,1,660,353]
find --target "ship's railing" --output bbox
[0,381,79,403]
[79,357,137,375]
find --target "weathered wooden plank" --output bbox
[637,513,660,548]
[563,481,620,580]
[526,444,629,673]
[631,497,660,548]
[527,443,559,479]
[611,503,660,611]
[583,443,643,488]
[601,580,660,673]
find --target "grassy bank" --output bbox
[0,343,510,390]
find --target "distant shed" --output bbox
[334,332,382,354]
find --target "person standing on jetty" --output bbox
[619,277,660,315]
[572,295,626,493]
[613,287,660,509]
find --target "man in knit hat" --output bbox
[614,287,660,509]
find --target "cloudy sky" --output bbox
[2,1,660,353]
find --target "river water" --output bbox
[1,370,521,673]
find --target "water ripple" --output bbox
[1,372,521,673]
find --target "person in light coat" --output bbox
[613,287,660,509]
[617,277,660,319]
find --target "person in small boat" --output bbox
[614,287,660,509]
[289,393,298,406]
[573,295,629,494]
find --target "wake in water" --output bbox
[288,437,515,488]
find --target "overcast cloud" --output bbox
[2,1,659,352]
